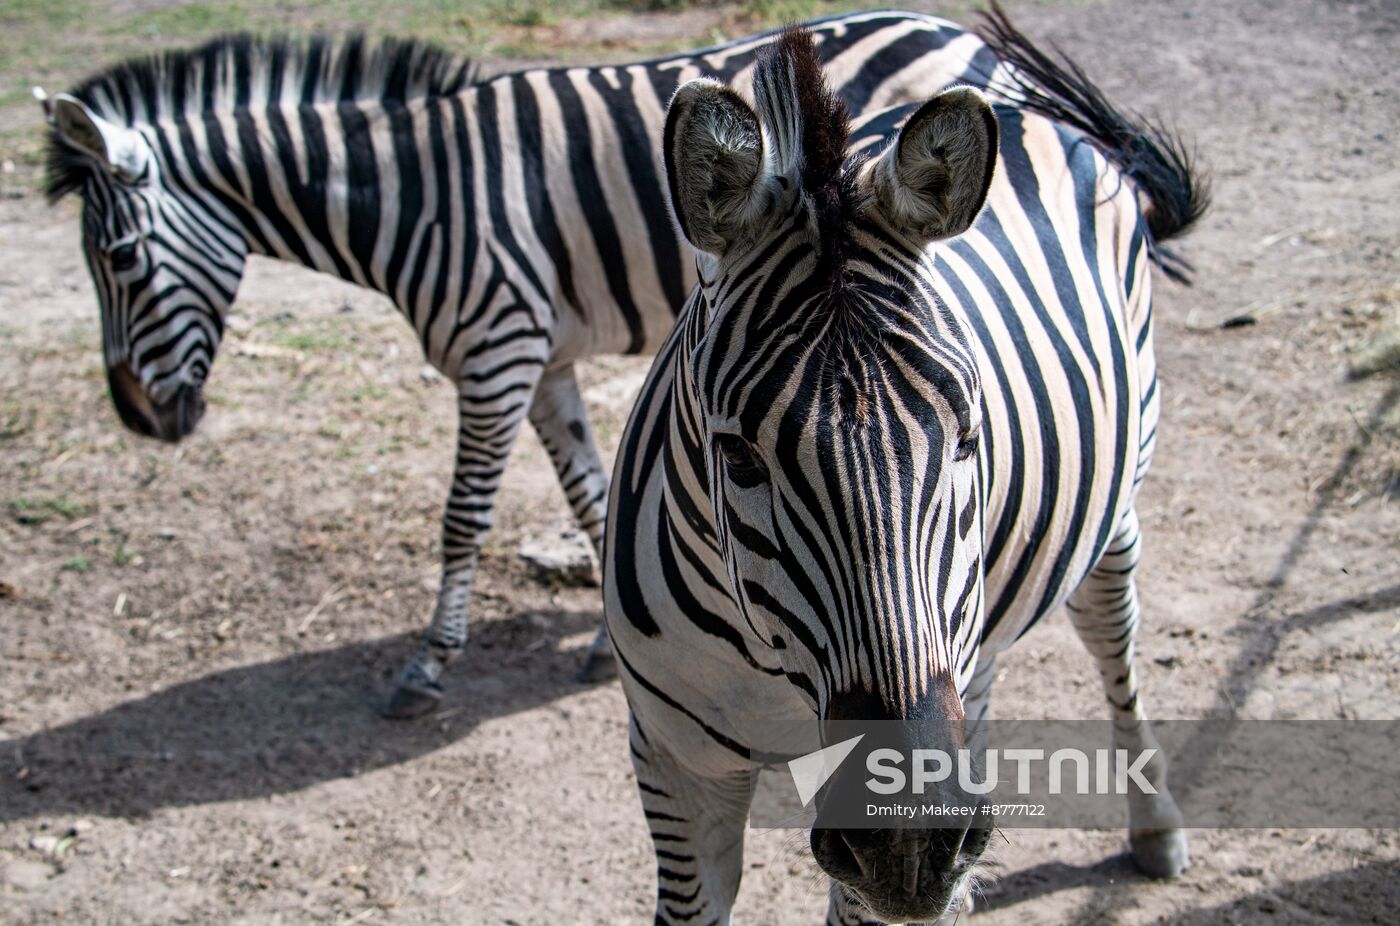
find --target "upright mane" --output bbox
[755,28,857,292]
[46,33,478,201]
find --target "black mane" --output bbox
[759,28,860,293]
[768,27,849,197]
[46,33,478,202]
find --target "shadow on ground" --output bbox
[982,858,1400,923]
[978,854,1137,913]
[1,608,605,821]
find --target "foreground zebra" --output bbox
[39,13,1013,717]
[604,9,1206,923]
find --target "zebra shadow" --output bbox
[976,855,1133,913]
[1157,860,1400,923]
[0,608,605,822]
[982,857,1400,921]
[986,384,1400,919]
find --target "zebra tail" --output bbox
[975,1,1210,284]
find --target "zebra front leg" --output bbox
[527,363,616,682]
[962,651,997,761]
[630,717,754,925]
[383,385,534,718]
[827,887,874,926]
[1065,507,1188,878]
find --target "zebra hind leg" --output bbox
[383,385,535,719]
[630,717,753,925]
[526,363,617,682]
[1065,507,1188,879]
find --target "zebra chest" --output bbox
[608,440,813,771]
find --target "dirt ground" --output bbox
[2,0,1398,923]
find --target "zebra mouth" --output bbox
[108,363,205,443]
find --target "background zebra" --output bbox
[604,7,1206,924]
[39,11,1015,717]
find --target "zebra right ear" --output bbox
[663,79,769,257]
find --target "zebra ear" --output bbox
[872,87,999,243]
[51,94,149,182]
[664,79,769,257]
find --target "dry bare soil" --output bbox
[2,1,1398,923]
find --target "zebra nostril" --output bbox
[950,827,992,881]
[185,383,206,427]
[167,383,205,440]
[841,831,874,879]
[810,827,862,882]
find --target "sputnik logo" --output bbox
[787,734,865,807]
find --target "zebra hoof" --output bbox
[576,626,617,683]
[576,648,617,683]
[579,647,618,683]
[381,681,443,719]
[1130,827,1189,879]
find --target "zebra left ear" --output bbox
[51,93,149,183]
[871,87,999,244]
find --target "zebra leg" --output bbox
[383,385,534,719]
[827,886,878,926]
[630,717,754,925]
[1065,507,1188,879]
[962,651,997,760]
[526,363,616,682]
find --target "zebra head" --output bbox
[664,31,998,921]
[45,93,245,442]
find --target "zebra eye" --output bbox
[714,434,767,484]
[953,430,980,463]
[108,241,140,273]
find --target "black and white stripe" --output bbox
[604,9,1205,924]
[43,12,1014,715]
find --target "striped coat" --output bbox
[42,12,1015,715]
[605,10,1204,923]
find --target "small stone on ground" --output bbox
[3,859,54,891]
[518,530,597,587]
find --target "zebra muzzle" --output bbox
[811,816,989,922]
[810,682,987,921]
[108,363,205,443]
